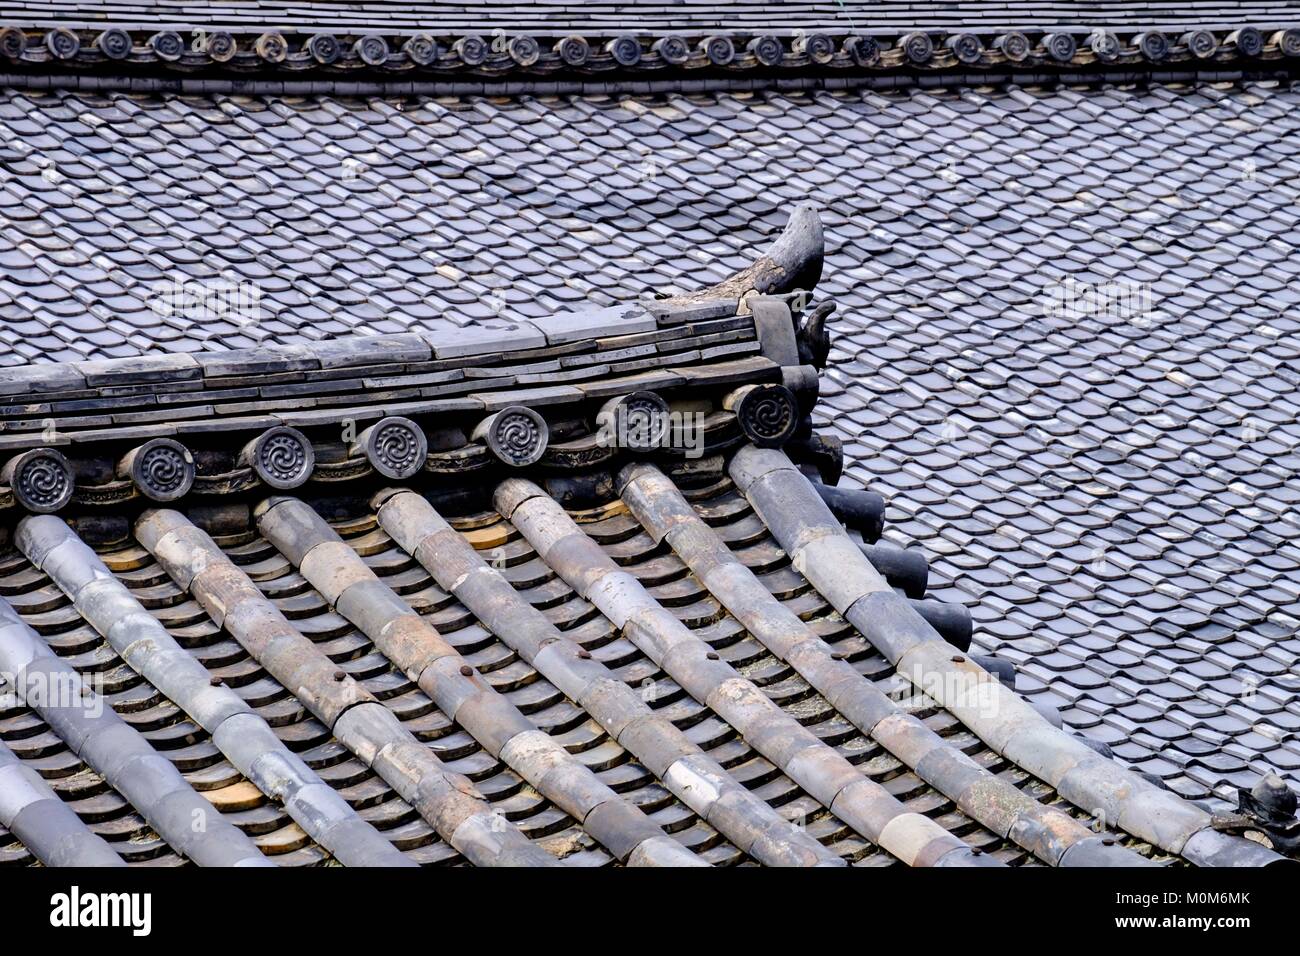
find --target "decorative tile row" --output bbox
[0,380,806,512]
[1,25,1297,75]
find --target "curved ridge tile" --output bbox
[619,461,1151,867]
[728,444,1286,867]
[134,508,559,868]
[496,478,1000,868]
[15,514,410,868]
[376,488,841,867]
[0,594,271,867]
[256,495,705,868]
[0,736,124,867]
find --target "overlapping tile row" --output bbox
[255,495,704,867]
[1,506,646,866]
[14,513,409,865]
[618,461,1150,866]
[0,542,358,865]
[136,508,561,866]
[356,476,1041,865]
[455,466,1177,864]
[499,476,1009,867]
[0,300,755,432]
[4,77,1287,801]
[0,518,436,866]
[0,735,123,865]
[367,476,1067,865]
[292,493,812,865]
[729,444,1285,865]
[5,500,757,867]
[1,0,1297,33]
[0,585,272,865]
[2,21,1297,77]
[374,488,842,866]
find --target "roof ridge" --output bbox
[1,23,1298,83]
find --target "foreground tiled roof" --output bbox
[1,77,1298,815]
[0,290,1282,865]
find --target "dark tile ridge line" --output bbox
[0,24,1298,83]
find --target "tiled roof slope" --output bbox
[0,423,1278,866]
[3,1,1300,33]
[1,78,1298,814]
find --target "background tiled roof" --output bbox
[1,77,1298,803]
[2,1,1300,32]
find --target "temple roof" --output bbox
[0,269,1293,868]
[1,2,1298,869]
[0,334,1280,865]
